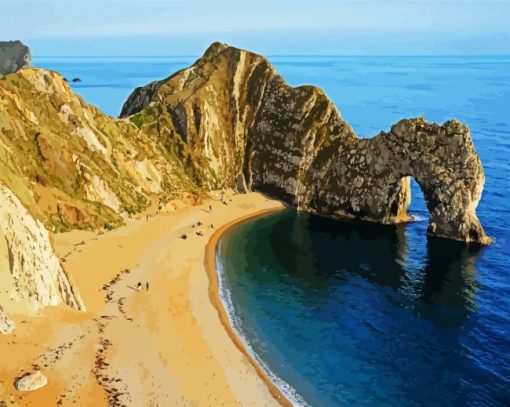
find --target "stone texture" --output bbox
[121,42,490,244]
[0,40,31,75]
[14,371,47,392]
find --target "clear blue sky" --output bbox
[2,0,509,56]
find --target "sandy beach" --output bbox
[0,192,288,406]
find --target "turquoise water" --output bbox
[34,55,510,406]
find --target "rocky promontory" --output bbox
[122,42,490,244]
[0,40,31,75]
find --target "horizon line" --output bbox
[33,54,510,59]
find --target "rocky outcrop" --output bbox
[121,80,161,117]
[14,371,48,392]
[121,42,490,244]
[0,182,85,319]
[0,40,31,75]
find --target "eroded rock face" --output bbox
[0,40,31,75]
[0,182,85,322]
[122,42,490,244]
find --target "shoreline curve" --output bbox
[204,205,293,407]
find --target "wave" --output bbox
[215,244,310,407]
[409,213,428,222]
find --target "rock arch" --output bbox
[300,118,490,244]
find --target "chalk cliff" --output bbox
[0,182,84,330]
[122,42,490,244]
[0,40,31,75]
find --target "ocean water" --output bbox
[34,55,510,406]
[34,56,197,117]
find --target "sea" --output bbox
[34,55,510,406]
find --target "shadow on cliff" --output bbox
[266,211,482,312]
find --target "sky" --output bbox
[1,0,509,56]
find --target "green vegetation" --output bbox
[130,107,154,129]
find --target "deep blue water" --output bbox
[34,55,510,406]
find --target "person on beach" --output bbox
[146,282,149,291]
[137,282,142,291]
[209,205,212,213]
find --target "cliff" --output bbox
[0,40,31,75]
[0,181,84,332]
[0,68,203,233]
[121,42,490,244]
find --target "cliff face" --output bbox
[0,182,84,321]
[0,68,202,233]
[121,43,490,244]
[0,40,31,75]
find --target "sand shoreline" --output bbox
[204,206,293,407]
[0,192,290,406]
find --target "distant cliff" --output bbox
[0,40,31,75]
[122,42,490,244]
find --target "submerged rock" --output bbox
[0,40,31,75]
[121,42,490,244]
[14,371,47,392]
